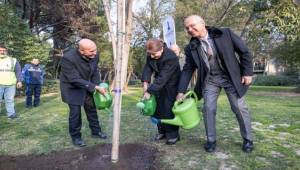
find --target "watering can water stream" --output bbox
[152,90,201,129]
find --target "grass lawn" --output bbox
[0,86,299,170]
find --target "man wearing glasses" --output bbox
[177,15,254,153]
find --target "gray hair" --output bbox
[184,15,205,25]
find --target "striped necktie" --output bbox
[201,39,213,57]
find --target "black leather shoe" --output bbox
[166,137,180,145]
[72,138,86,147]
[204,141,216,152]
[242,139,254,153]
[92,131,107,139]
[154,133,166,141]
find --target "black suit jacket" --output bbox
[60,49,100,105]
[178,27,253,99]
[141,46,181,116]
[141,46,181,95]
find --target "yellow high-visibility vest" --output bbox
[0,56,17,85]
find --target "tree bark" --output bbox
[121,0,134,90]
[111,0,126,163]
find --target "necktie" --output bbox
[201,39,213,57]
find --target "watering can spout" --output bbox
[160,116,184,127]
[159,91,201,129]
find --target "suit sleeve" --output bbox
[15,60,22,82]
[228,29,253,76]
[141,56,153,83]
[21,64,29,83]
[60,56,96,92]
[177,47,196,93]
[147,57,178,94]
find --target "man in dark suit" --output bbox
[60,39,107,147]
[177,15,254,152]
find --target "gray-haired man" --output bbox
[177,15,254,153]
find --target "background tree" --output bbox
[130,0,175,76]
[4,0,112,78]
[0,3,50,67]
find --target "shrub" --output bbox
[42,79,60,94]
[295,85,300,93]
[253,75,300,86]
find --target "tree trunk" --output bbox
[111,0,126,163]
[120,0,134,89]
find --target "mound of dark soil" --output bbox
[0,144,158,170]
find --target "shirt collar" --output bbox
[199,32,209,41]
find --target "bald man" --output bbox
[170,44,180,56]
[60,38,107,147]
[177,15,254,153]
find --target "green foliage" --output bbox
[130,46,147,76]
[248,0,300,42]
[253,75,300,86]
[174,0,254,48]
[272,40,300,67]
[0,4,51,65]
[94,1,113,70]
[42,79,60,94]
[295,85,300,93]
[248,0,300,60]
[265,0,300,41]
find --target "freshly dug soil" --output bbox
[0,143,158,170]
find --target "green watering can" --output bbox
[153,91,200,129]
[136,95,156,116]
[93,83,113,114]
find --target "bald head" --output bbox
[78,38,97,58]
[170,44,180,56]
[184,15,207,38]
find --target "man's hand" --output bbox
[143,82,149,93]
[16,82,22,89]
[241,76,253,86]
[95,85,106,94]
[176,93,184,101]
[143,92,151,100]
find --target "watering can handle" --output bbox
[174,91,198,106]
[94,90,110,98]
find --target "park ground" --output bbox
[0,86,300,170]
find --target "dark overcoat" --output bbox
[178,27,253,99]
[60,49,100,105]
[141,46,181,118]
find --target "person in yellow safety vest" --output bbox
[0,44,22,119]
